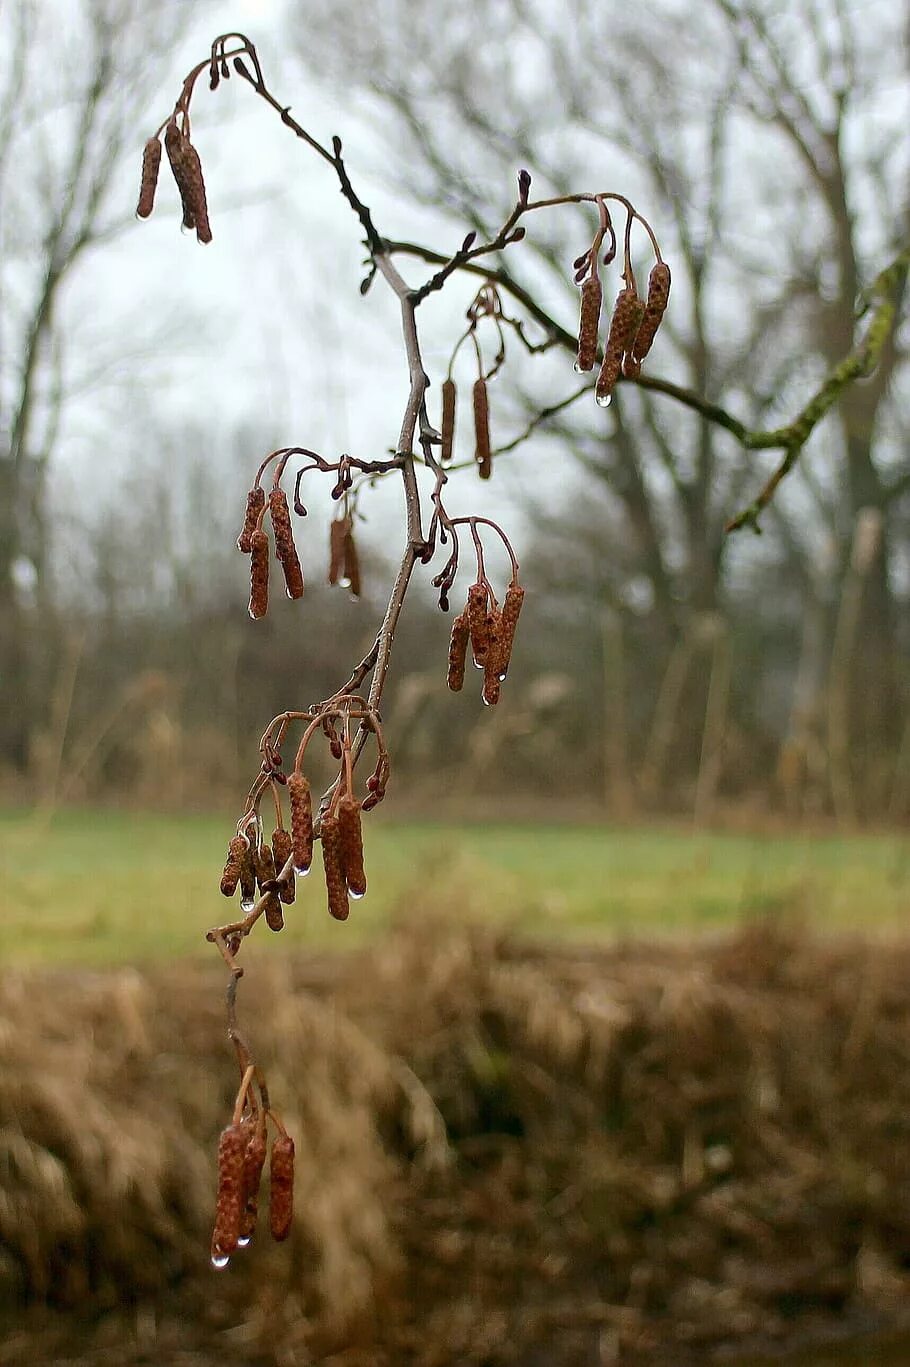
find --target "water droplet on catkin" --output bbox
[211,1254,230,1269]
[237,1236,251,1248]
[240,897,254,912]
[294,864,311,878]
[595,392,612,408]
[349,889,365,901]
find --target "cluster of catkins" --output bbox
[137,119,212,243]
[237,485,305,619]
[211,1109,294,1265]
[576,260,671,406]
[448,579,524,706]
[220,818,296,934]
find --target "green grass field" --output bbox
[1,806,908,965]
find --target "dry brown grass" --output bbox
[2,916,910,1364]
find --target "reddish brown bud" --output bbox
[212,1123,246,1260]
[237,487,265,553]
[473,378,492,479]
[320,813,349,921]
[136,137,162,219]
[595,287,643,406]
[328,518,346,585]
[576,274,602,372]
[249,528,269,619]
[630,262,671,365]
[272,827,295,905]
[239,1130,267,1244]
[447,611,470,691]
[338,794,366,898]
[268,488,304,599]
[440,379,457,464]
[288,772,313,873]
[269,1134,295,1242]
[467,582,490,667]
[220,835,248,897]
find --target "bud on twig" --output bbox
[269,489,304,599]
[440,379,457,465]
[237,487,265,553]
[249,529,269,619]
[136,137,162,219]
[338,794,366,898]
[447,611,470,691]
[288,773,313,873]
[473,378,492,480]
[269,1134,295,1242]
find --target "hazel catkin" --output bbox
[237,487,265,553]
[629,261,671,366]
[220,835,248,897]
[473,378,492,479]
[287,772,313,873]
[239,1129,267,1244]
[338,794,366,898]
[136,137,162,219]
[496,584,525,679]
[595,286,643,406]
[269,1134,295,1242]
[320,813,349,921]
[440,378,457,464]
[328,517,347,585]
[249,528,269,619]
[342,524,361,598]
[271,827,296,905]
[211,1123,246,1260]
[164,120,212,243]
[576,274,602,372]
[269,489,304,600]
[467,582,490,667]
[447,611,470,691]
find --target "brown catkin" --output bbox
[249,528,269,619]
[328,518,347,585]
[220,835,247,897]
[239,1130,267,1243]
[211,1124,246,1259]
[440,379,457,464]
[576,274,602,372]
[467,582,490,667]
[287,772,313,872]
[595,287,642,405]
[239,841,257,906]
[496,584,525,679]
[268,489,304,599]
[630,261,671,365]
[271,827,295,905]
[269,1135,295,1242]
[263,892,284,933]
[473,378,492,479]
[136,137,162,219]
[237,487,265,552]
[338,794,366,898]
[320,813,349,921]
[253,841,276,890]
[164,121,211,243]
[447,611,470,691]
[343,526,361,598]
[482,610,503,705]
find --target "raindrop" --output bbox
[481,695,492,708]
[237,1236,251,1248]
[573,361,583,373]
[498,672,507,682]
[339,576,351,589]
[294,864,311,878]
[350,889,365,901]
[472,658,484,670]
[240,898,254,912]
[211,1255,230,1269]
[595,392,612,408]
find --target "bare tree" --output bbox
[0,0,193,770]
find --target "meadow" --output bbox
[2,805,907,965]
